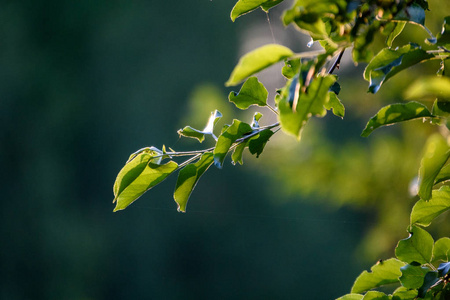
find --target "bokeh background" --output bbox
[2,0,449,299]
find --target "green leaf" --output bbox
[433,237,450,262]
[351,258,405,294]
[248,129,274,158]
[361,291,389,300]
[395,226,434,264]
[282,58,301,79]
[436,16,450,47]
[361,102,432,137]
[418,134,450,201]
[251,112,263,128]
[400,263,430,289]
[411,186,450,227]
[231,141,248,165]
[435,163,450,185]
[392,286,418,300]
[384,21,406,48]
[226,44,293,86]
[405,77,450,101]
[336,294,363,300]
[364,44,433,93]
[418,271,439,298]
[394,4,426,25]
[230,0,283,22]
[174,152,214,213]
[213,120,252,168]
[113,158,178,212]
[278,74,336,139]
[229,77,268,110]
[178,110,223,142]
[325,92,345,118]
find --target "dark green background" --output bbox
[1,1,370,299]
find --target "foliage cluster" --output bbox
[113,0,450,298]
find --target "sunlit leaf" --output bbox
[113,159,178,212]
[364,44,433,93]
[325,92,345,118]
[231,141,248,165]
[248,129,274,158]
[395,226,434,264]
[336,294,363,300]
[361,102,432,137]
[226,44,293,86]
[384,21,406,47]
[278,74,336,139]
[405,77,450,101]
[251,112,263,128]
[213,120,252,168]
[418,134,450,201]
[399,263,430,289]
[230,0,284,22]
[178,110,222,142]
[411,186,450,227]
[351,258,405,294]
[282,58,301,79]
[436,16,450,47]
[391,286,418,300]
[229,77,268,110]
[433,237,450,262]
[361,291,389,300]
[174,153,214,212]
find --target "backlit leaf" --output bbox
[400,263,430,289]
[361,291,389,300]
[113,158,178,212]
[364,44,433,93]
[325,92,345,118]
[178,110,222,142]
[229,77,268,110]
[226,44,293,86]
[395,226,434,264]
[351,258,405,294]
[418,134,450,201]
[282,58,301,79]
[174,153,214,212]
[436,16,450,47]
[391,287,418,300]
[405,77,450,101]
[230,0,284,22]
[433,237,450,262]
[384,21,406,47]
[231,141,248,165]
[411,186,450,227]
[278,74,336,139]
[213,120,252,168]
[336,294,363,300]
[361,102,432,137]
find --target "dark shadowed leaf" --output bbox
[114,158,178,212]
[400,263,430,289]
[418,134,450,201]
[364,44,433,93]
[226,44,293,86]
[213,120,252,168]
[174,153,214,212]
[418,271,439,298]
[361,102,432,137]
[411,186,450,227]
[229,77,268,110]
[248,129,274,158]
[351,258,405,294]
[436,16,450,47]
[395,226,434,264]
[394,4,426,25]
[433,238,450,262]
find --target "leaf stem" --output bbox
[267,104,278,115]
[328,49,345,75]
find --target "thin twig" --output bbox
[328,49,345,74]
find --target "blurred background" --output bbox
[1,0,449,299]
